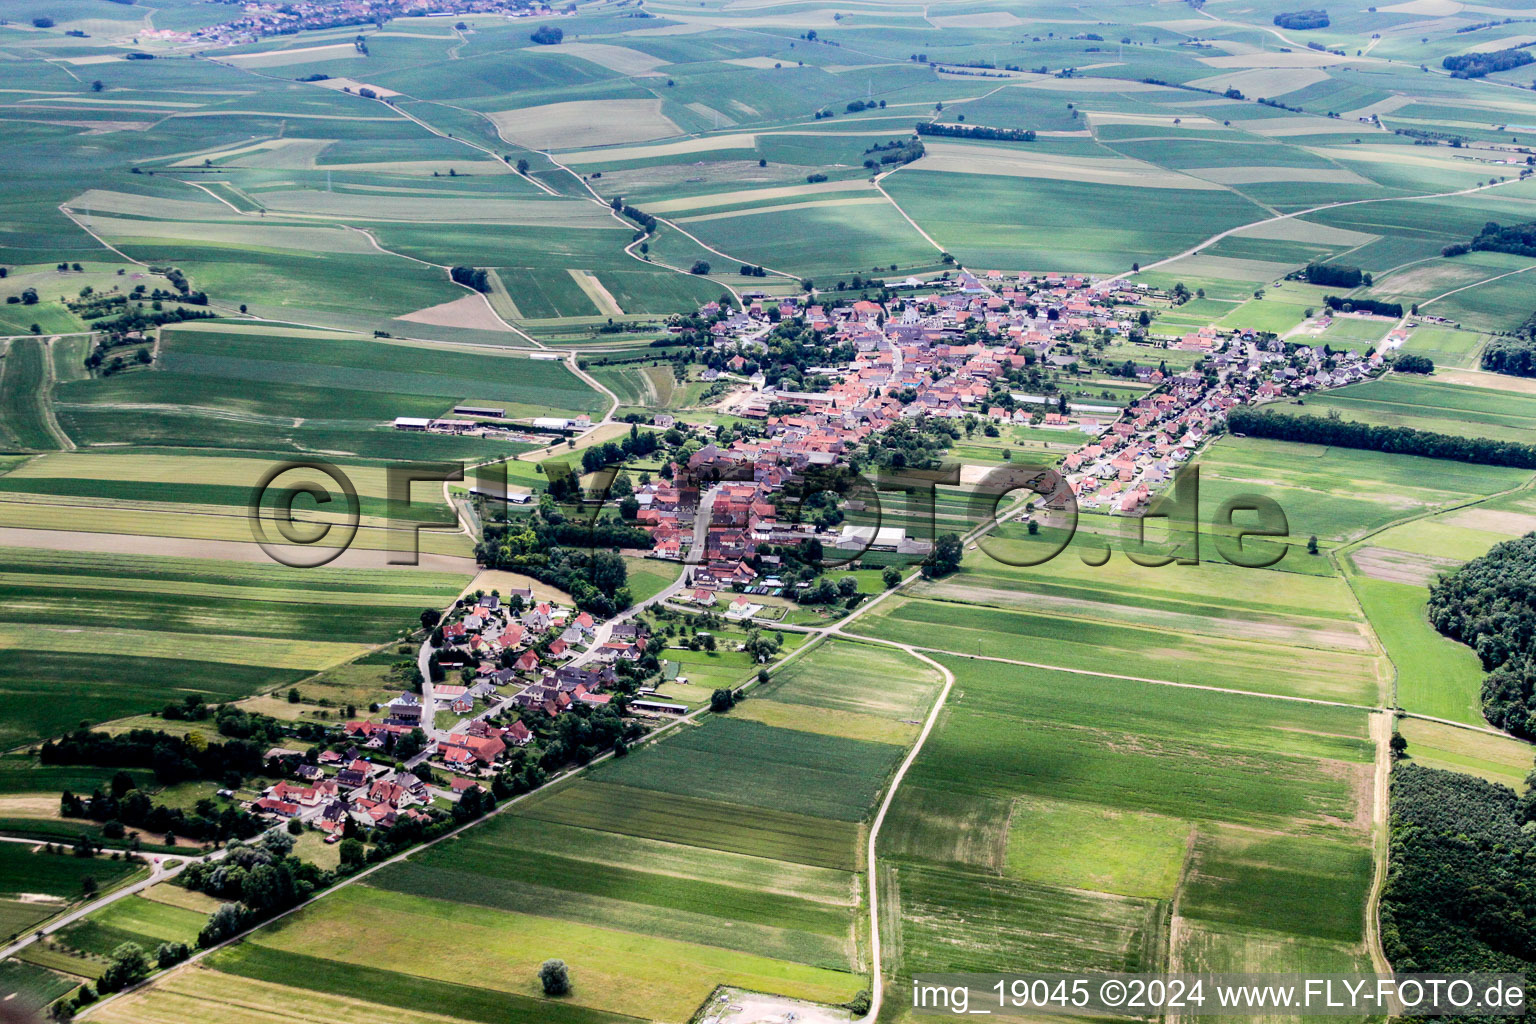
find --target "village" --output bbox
[246,582,682,833]
[243,270,1398,835]
[623,269,1388,574]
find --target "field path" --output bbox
[36,337,75,451]
[852,643,954,1023]
[873,165,948,257]
[1365,709,1403,1011]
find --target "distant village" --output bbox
[141,0,559,47]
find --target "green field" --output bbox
[0,338,63,452]
[1265,376,1536,445]
[54,325,602,458]
[875,655,1377,1022]
[0,545,467,750]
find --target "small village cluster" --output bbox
[629,271,1385,566]
[248,588,655,829]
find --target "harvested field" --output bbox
[1351,545,1462,585]
[488,99,682,151]
[397,294,513,332]
[220,44,361,68]
[679,196,890,223]
[1189,166,1371,185]
[526,42,669,75]
[928,11,1022,26]
[1441,507,1536,536]
[648,178,876,214]
[0,528,477,574]
[1186,67,1330,96]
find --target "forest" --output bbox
[1444,221,1536,258]
[1274,9,1331,28]
[1380,763,1536,1001]
[1427,533,1536,738]
[1481,333,1536,377]
[1441,48,1534,78]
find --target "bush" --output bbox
[539,958,572,996]
[154,941,190,969]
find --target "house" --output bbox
[506,720,533,746]
[440,732,506,765]
[253,797,299,818]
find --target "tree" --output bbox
[198,902,245,948]
[395,727,427,761]
[882,567,901,589]
[530,24,564,44]
[420,608,441,631]
[922,533,963,579]
[285,818,303,836]
[1389,733,1408,759]
[91,80,104,92]
[710,688,736,712]
[99,942,150,993]
[539,958,572,996]
[516,158,530,174]
[690,260,711,275]
[339,837,365,869]
[1307,535,1319,555]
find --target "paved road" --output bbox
[441,485,721,735]
[0,836,238,963]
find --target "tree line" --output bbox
[1227,407,1536,469]
[1324,295,1402,318]
[916,122,1036,142]
[1302,262,1369,288]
